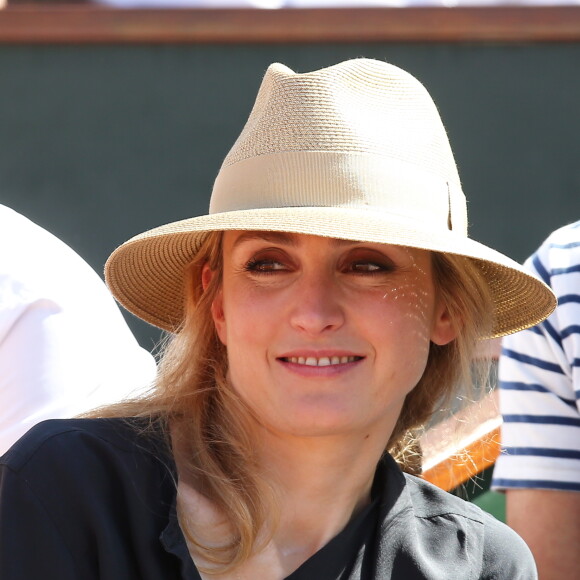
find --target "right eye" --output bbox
[244,258,288,273]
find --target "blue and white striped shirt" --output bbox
[492,221,580,492]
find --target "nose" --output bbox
[289,271,345,336]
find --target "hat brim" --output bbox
[105,206,556,338]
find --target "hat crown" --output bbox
[211,59,466,235]
[223,59,460,189]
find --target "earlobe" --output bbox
[431,302,458,346]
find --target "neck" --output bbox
[172,417,395,579]
[253,424,390,557]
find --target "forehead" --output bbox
[226,230,358,249]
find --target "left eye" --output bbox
[350,261,387,273]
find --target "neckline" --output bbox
[159,452,407,580]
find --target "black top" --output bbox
[0,418,536,579]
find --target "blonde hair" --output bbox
[387,252,494,471]
[96,231,494,571]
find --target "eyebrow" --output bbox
[230,231,299,250]
[230,231,363,251]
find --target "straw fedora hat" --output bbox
[105,58,555,337]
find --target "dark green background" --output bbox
[1,43,579,349]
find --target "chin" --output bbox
[272,408,368,438]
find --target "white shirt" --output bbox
[0,205,157,454]
[492,221,580,492]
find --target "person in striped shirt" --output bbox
[492,220,580,580]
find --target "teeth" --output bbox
[286,356,359,366]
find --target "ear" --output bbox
[201,262,213,291]
[202,263,227,345]
[430,300,458,346]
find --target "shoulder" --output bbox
[0,205,89,282]
[0,417,175,527]
[529,221,580,284]
[0,416,178,577]
[541,220,580,249]
[0,205,126,317]
[374,459,536,577]
[1,417,170,477]
[402,474,536,578]
[404,472,489,523]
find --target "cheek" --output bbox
[223,317,272,409]
[219,290,273,367]
[370,282,435,380]
[379,278,436,337]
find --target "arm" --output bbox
[505,489,580,580]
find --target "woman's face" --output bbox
[205,231,455,441]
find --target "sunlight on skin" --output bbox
[380,251,437,344]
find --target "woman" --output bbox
[0,59,555,579]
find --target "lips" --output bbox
[279,355,363,367]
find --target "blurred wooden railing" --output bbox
[421,339,502,491]
[421,390,502,491]
[1,6,580,44]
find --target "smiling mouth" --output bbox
[280,356,363,367]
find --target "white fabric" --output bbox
[492,221,580,492]
[0,205,157,455]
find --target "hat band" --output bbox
[211,151,467,235]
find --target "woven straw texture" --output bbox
[223,61,458,181]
